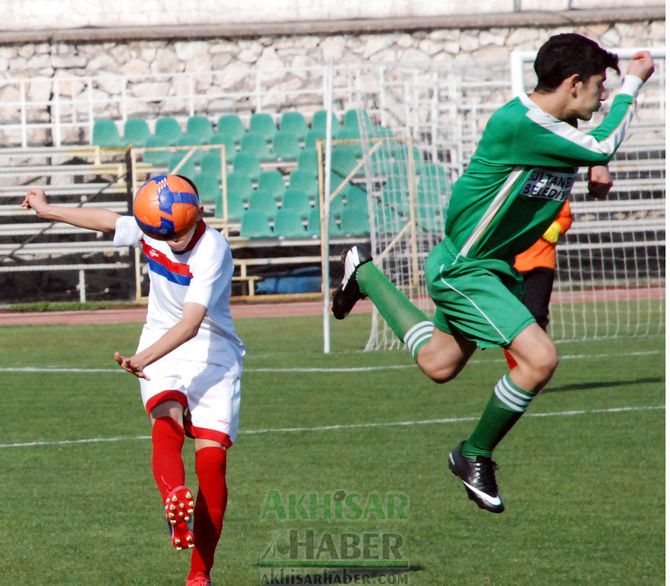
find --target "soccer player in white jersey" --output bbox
[22,178,243,586]
[332,34,655,513]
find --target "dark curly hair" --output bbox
[534,33,620,92]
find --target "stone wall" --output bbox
[0,18,663,81]
[0,11,663,146]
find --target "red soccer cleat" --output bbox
[164,485,196,550]
[186,571,212,586]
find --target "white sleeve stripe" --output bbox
[620,74,643,97]
[524,100,637,157]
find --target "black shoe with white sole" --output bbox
[448,442,505,514]
[332,245,372,320]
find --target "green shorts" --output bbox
[424,238,536,349]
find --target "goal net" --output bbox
[323,49,665,351]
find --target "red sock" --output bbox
[151,416,186,501]
[189,446,228,578]
[503,349,518,370]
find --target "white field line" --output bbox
[0,350,662,375]
[0,404,662,449]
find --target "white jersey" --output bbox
[114,216,245,367]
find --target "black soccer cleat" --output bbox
[332,245,372,320]
[448,442,505,514]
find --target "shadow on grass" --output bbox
[543,376,663,394]
[257,564,423,584]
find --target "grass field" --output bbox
[0,314,664,585]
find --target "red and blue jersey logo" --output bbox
[142,241,192,286]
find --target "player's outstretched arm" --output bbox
[22,188,120,234]
[114,302,208,379]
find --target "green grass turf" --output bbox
[0,315,663,585]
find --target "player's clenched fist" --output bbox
[21,189,49,214]
[627,51,655,82]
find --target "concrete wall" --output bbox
[0,0,664,30]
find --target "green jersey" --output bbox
[444,76,642,262]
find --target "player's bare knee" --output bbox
[416,342,469,384]
[416,355,460,384]
[532,344,559,383]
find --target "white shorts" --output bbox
[140,357,241,448]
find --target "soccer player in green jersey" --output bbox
[332,34,655,513]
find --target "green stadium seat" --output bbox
[216,192,245,222]
[374,206,405,235]
[341,207,370,236]
[288,169,318,199]
[248,189,278,217]
[279,111,309,141]
[311,110,341,133]
[177,133,204,146]
[154,117,183,145]
[92,119,126,147]
[208,133,236,163]
[200,152,226,179]
[232,153,261,180]
[123,118,151,147]
[368,149,393,175]
[217,114,246,144]
[328,213,345,237]
[327,173,350,211]
[249,112,277,140]
[281,189,311,218]
[334,128,363,156]
[143,134,172,166]
[176,136,206,164]
[345,187,367,210]
[168,153,197,179]
[331,147,363,177]
[304,129,326,150]
[258,170,286,198]
[297,148,318,177]
[226,172,253,203]
[186,115,214,142]
[240,210,273,238]
[271,131,301,161]
[328,191,347,214]
[274,209,307,239]
[392,144,424,168]
[306,208,321,238]
[418,163,451,193]
[193,172,221,203]
[240,131,272,160]
[416,205,444,234]
[382,183,410,215]
[343,108,374,132]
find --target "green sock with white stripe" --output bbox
[461,374,535,459]
[356,261,434,359]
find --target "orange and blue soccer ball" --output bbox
[133,175,200,240]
